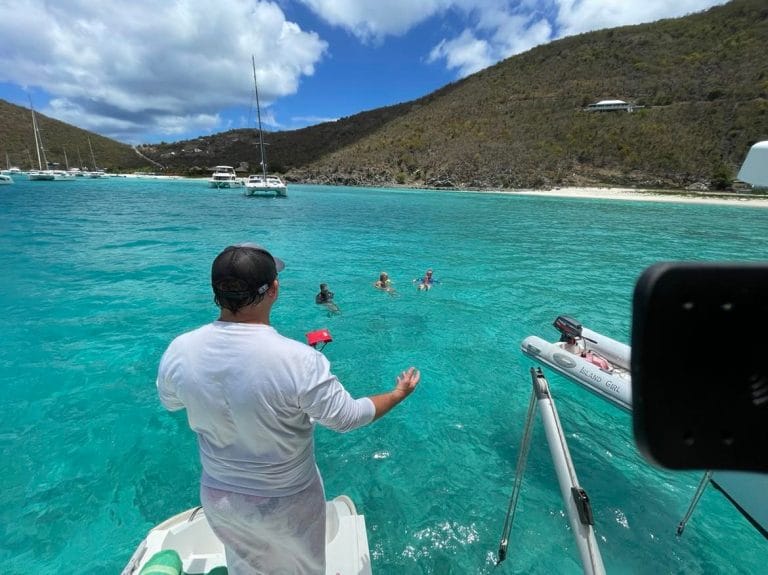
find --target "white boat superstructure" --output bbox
[208,165,244,188]
[122,495,371,575]
[244,174,287,197]
[0,174,13,185]
[737,140,768,188]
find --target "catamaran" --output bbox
[244,55,287,198]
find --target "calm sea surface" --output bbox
[1,177,766,574]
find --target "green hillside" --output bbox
[2,0,766,189]
[0,100,153,172]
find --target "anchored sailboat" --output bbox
[2,152,22,176]
[86,137,108,177]
[27,98,55,181]
[244,55,287,198]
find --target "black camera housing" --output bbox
[631,262,768,472]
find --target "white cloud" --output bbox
[299,0,452,43]
[292,115,339,125]
[428,31,493,77]
[305,0,726,78]
[554,0,727,37]
[0,0,327,142]
[424,2,555,78]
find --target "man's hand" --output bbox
[370,367,421,420]
[393,367,420,399]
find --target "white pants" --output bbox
[200,476,326,575]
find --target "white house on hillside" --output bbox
[585,99,636,112]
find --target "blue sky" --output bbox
[0,0,726,145]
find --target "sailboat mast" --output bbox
[29,97,43,170]
[251,55,268,180]
[88,137,97,170]
[38,113,49,169]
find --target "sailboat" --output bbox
[27,98,56,181]
[244,56,287,198]
[64,147,83,177]
[24,99,74,181]
[0,153,13,184]
[52,147,76,180]
[86,138,108,177]
[1,152,22,176]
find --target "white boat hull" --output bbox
[28,171,56,181]
[52,170,76,180]
[244,175,287,197]
[243,185,286,197]
[521,334,632,411]
[122,496,371,575]
[209,180,244,189]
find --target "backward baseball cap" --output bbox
[211,243,285,300]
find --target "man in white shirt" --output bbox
[156,243,420,574]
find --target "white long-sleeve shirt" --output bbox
[157,321,375,497]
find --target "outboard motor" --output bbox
[553,315,582,342]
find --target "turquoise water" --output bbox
[1,178,766,574]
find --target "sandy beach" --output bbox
[503,186,768,208]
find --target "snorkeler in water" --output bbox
[315,283,341,314]
[414,269,438,291]
[374,272,397,296]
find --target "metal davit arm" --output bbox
[497,380,538,564]
[533,367,605,574]
[496,368,605,575]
